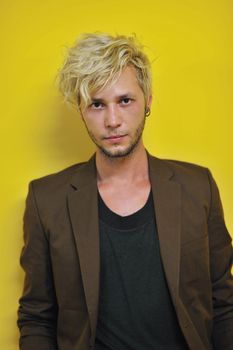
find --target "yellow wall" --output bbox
[0,0,232,348]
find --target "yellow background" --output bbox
[0,0,232,349]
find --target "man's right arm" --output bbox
[17,181,58,350]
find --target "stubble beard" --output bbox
[84,116,146,159]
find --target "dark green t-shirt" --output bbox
[94,190,188,350]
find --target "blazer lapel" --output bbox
[67,154,99,345]
[148,153,181,309]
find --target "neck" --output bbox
[95,142,149,185]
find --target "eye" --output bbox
[90,101,104,109]
[120,98,132,105]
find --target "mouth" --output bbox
[104,134,127,143]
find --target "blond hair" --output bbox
[58,32,152,109]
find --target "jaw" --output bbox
[96,134,145,161]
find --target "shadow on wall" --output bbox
[33,93,96,169]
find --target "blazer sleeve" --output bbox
[206,169,233,349]
[17,181,58,350]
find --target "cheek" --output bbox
[83,114,103,129]
[127,101,145,116]
[124,106,145,124]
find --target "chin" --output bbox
[99,143,138,159]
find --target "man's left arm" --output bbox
[206,169,233,349]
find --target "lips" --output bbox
[104,134,126,140]
[104,134,127,143]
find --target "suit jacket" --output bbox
[18,152,233,350]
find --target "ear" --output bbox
[147,95,152,109]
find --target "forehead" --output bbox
[90,65,143,100]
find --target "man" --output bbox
[17,33,233,350]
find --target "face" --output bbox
[80,65,152,158]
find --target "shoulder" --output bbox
[164,158,209,179]
[149,154,213,200]
[26,160,90,209]
[150,154,210,180]
[29,161,87,190]
[24,160,93,219]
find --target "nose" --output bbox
[104,104,122,129]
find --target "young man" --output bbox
[17,33,233,350]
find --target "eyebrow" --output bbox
[91,93,136,102]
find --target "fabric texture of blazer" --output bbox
[18,152,233,350]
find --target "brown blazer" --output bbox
[18,152,233,350]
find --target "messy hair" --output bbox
[58,32,152,109]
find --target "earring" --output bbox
[145,107,151,117]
